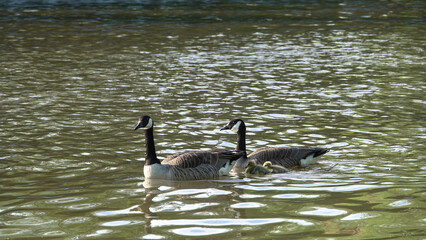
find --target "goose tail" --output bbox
[313,148,330,158]
[219,150,246,175]
[301,148,330,166]
[230,150,246,162]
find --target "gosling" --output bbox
[263,161,289,173]
[245,160,271,175]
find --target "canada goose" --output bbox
[135,115,244,181]
[245,160,271,175]
[263,161,289,173]
[221,119,329,169]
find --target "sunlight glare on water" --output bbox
[1,0,425,239]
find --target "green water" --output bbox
[1,1,425,239]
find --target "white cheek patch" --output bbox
[231,121,241,133]
[143,118,153,129]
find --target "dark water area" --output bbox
[1,0,425,239]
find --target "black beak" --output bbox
[134,121,143,130]
[220,125,230,131]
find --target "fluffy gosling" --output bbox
[263,161,289,173]
[245,160,271,175]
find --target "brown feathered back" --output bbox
[162,149,244,170]
[159,164,220,180]
[248,147,329,168]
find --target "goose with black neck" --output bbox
[221,118,329,169]
[135,115,244,181]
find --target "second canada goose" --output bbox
[135,115,244,181]
[263,161,289,173]
[245,160,271,175]
[221,119,329,169]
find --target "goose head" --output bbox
[263,161,273,168]
[134,115,153,130]
[220,119,244,133]
[246,160,256,168]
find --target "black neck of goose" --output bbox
[144,127,160,165]
[236,124,247,155]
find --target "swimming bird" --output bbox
[263,161,289,173]
[221,119,329,169]
[245,160,271,175]
[135,115,244,181]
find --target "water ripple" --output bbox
[1,1,424,239]
[230,202,266,209]
[341,213,378,221]
[171,227,231,236]
[152,218,313,227]
[151,202,219,213]
[272,194,321,199]
[235,184,384,192]
[299,207,347,217]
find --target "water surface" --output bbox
[1,1,425,239]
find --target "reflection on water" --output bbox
[1,0,425,239]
